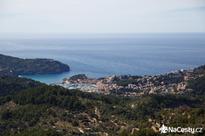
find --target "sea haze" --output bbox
[0,33,205,84]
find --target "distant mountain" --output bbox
[0,54,70,76]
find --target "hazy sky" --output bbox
[0,0,205,35]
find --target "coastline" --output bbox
[56,64,205,96]
[0,54,70,77]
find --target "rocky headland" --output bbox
[0,54,70,77]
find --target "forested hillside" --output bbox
[0,54,70,77]
[0,76,204,136]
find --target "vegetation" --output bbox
[188,75,205,95]
[69,74,88,80]
[0,75,204,135]
[0,54,70,76]
[0,76,42,96]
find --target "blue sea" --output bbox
[0,34,205,84]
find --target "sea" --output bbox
[0,33,205,84]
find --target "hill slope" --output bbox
[0,54,70,77]
[0,76,204,136]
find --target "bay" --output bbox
[0,33,205,84]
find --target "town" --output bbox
[57,65,205,97]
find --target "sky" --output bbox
[0,0,205,35]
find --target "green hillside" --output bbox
[0,76,204,136]
[0,54,70,77]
